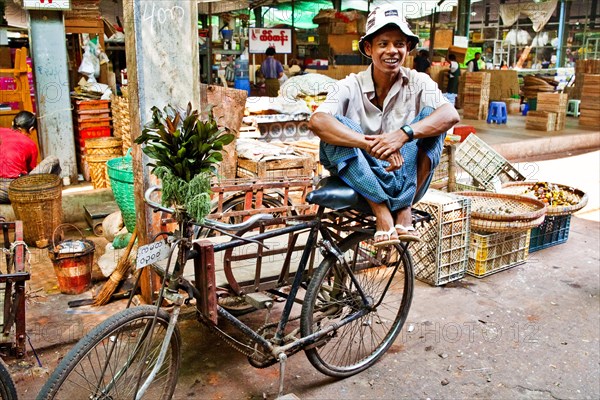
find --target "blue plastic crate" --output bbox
[529,214,571,252]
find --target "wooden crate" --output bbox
[206,177,317,222]
[236,155,316,180]
[526,111,557,131]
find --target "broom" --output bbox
[93,227,138,306]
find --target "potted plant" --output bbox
[134,103,235,225]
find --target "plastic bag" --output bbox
[78,46,100,80]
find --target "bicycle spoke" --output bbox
[302,234,413,377]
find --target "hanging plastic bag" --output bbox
[504,29,517,46]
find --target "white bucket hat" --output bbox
[358,4,420,58]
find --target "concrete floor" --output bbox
[2,113,599,399]
[8,215,598,400]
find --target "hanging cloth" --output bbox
[500,0,558,33]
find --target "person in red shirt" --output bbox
[0,111,61,203]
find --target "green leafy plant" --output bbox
[134,103,235,223]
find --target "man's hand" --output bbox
[384,151,404,172]
[365,132,407,172]
[365,131,407,160]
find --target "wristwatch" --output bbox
[401,125,414,142]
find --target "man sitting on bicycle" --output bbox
[308,4,459,246]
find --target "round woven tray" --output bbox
[471,214,546,233]
[457,191,547,222]
[500,181,588,216]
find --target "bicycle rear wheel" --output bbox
[37,305,181,400]
[0,358,17,400]
[301,232,413,378]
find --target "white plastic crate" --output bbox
[455,134,525,191]
[412,190,471,286]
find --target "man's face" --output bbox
[365,27,408,75]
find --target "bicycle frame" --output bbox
[155,204,395,366]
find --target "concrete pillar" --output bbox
[456,0,471,38]
[557,0,572,68]
[28,11,77,182]
[123,0,200,302]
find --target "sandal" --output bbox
[373,227,400,248]
[394,224,422,243]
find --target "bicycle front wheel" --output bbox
[301,232,414,378]
[0,358,17,400]
[37,305,181,400]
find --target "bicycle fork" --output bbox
[135,291,183,400]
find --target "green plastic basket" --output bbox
[107,149,136,233]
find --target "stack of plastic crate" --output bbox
[412,190,471,286]
[454,135,536,277]
[74,100,112,180]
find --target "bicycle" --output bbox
[0,358,17,400]
[37,175,429,399]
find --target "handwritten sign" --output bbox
[249,28,292,54]
[136,240,169,269]
[142,3,185,35]
[23,0,71,10]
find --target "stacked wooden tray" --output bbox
[462,72,490,120]
[537,92,568,130]
[526,110,557,131]
[579,74,600,127]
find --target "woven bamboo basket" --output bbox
[8,174,63,247]
[500,181,588,216]
[457,191,547,233]
[85,137,123,157]
[457,191,547,221]
[111,93,131,155]
[87,153,119,189]
[471,214,546,233]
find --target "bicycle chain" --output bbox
[196,307,304,366]
[196,310,263,360]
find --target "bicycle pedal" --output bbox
[245,292,274,309]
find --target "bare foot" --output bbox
[367,199,399,246]
[394,207,413,234]
[394,207,421,242]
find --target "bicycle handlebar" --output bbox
[144,186,274,232]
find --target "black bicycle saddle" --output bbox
[306,175,431,225]
[306,176,372,214]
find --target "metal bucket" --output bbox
[48,224,95,295]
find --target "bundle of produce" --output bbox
[500,181,588,216]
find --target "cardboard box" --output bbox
[448,46,467,64]
[434,29,454,49]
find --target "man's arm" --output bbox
[308,112,369,150]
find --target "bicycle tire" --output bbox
[37,305,181,400]
[301,232,414,378]
[0,358,17,400]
